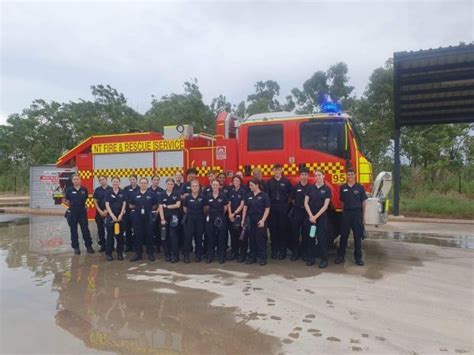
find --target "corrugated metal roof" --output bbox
[394,43,474,127]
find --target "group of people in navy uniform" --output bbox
[64,164,368,268]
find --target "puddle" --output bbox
[368,231,474,250]
[1,215,473,354]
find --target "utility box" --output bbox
[364,197,388,226]
[29,165,75,209]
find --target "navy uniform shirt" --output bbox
[93,185,112,210]
[105,188,126,216]
[174,182,184,194]
[305,184,332,215]
[244,191,271,218]
[160,190,181,218]
[129,189,158,213]
[228,186,247,213]
[220,184,232,199]
[183,193,206,216]
[202,184,213,197]
[123,185,139,205]
[267,177,292,205]
[180,181,192,196]
[205,192,228,217]
[291,182,310,208]
[65,186,89,211]
[339,183,368,210]
[148,186,165,199]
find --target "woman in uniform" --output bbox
[227,176,247,262]
[304,170,332,268]
[182,180,206,263]
[129,177,158,262]
[104,176,126,261]
[158,178,182,263]
[204,180,228,264]
[241,179,270,266]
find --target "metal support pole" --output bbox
[393,127,401,216]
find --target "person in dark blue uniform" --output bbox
[182,179,206,263]
[92,175,112,252]
[336,169,368,266]
[227,176,247,261]
[173,171,184,193]
[129,177,158,262]
[123,175,139,252]
[148,175,165,252]
[304,170,332,268]
[180,168,197,198]
[104,176,126,261]
[217,172,232,198]
[289,167,310,261]
[204,180,228,264]
[250,168,267,193]
[267,164,292,260]
[64,174,94,255]
[241,179,270,266]
[202,170,216,197]
[158,178,182,263]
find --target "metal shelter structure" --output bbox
[393,43,474,215]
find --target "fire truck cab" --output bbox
[214,111,373,205]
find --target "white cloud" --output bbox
[1,0,472,124]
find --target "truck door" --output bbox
[294,118,348,187]
[239,122,288,178]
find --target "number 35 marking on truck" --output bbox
[332,173,346,184]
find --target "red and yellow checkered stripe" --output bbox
[239,162,344,177]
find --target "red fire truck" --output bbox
[56,110,374,236]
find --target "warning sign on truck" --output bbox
[216,146,227,160]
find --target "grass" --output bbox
[400,192,474,219]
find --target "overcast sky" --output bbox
[1,0,473,124]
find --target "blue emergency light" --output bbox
[319,94,342,114]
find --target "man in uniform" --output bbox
[92,175,112,252]
[123,175,139,252]
[180,168,198,198]
[336,169,368,266]
[251,167,267,192]
[289,167,310,261]
[64,174,95,255]
[267,164,292,259]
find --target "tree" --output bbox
[246,80,282,116]
[351,60,394,170]
[145,79,215,133]
[210,95,232,114]
[291,63,354,114]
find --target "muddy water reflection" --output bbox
[0,215,278,354]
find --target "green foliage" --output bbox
[400,192,474,219]
[351,60,394,172]
[290,63,354,114]
[145,79,215,133]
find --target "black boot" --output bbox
[106,254,113,261]
[148,253,156,262]
[99,245,106,253]
[319,259,328,268]
[291,251,299,261]
[130,254,142,262]
[117,253,124,261]
[335,256,345,264]
[86,246,95,254]
[184,255,190,263]
[73,248,81,255]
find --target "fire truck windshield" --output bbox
[300,120,345,158]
